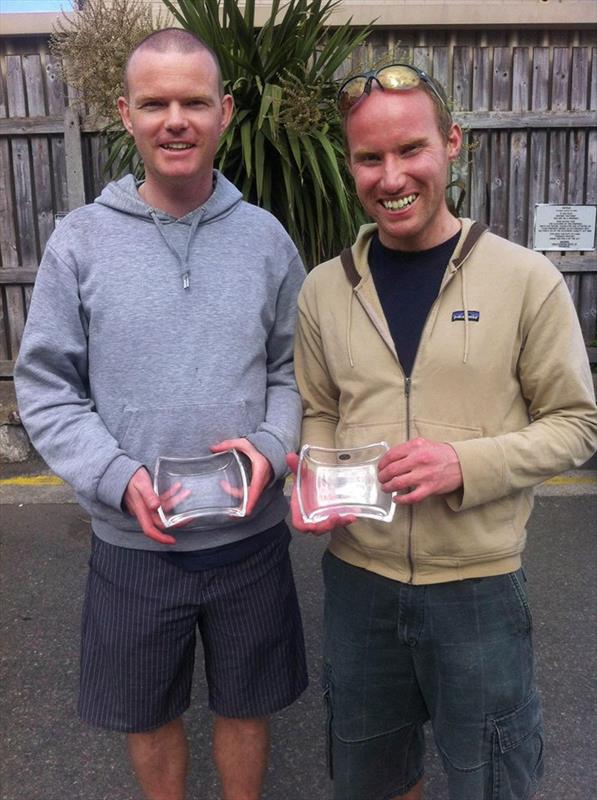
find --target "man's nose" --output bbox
[381,157,405,192]
[164,103,188,130]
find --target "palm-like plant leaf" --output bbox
[158,0,372,267]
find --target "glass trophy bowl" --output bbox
[154,449,248,528]
[296,442,395,524]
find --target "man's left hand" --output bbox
[377,438,463,505]
[211,438,273,516]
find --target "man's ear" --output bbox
[219,94,234,135]
[117,96,133,136]
[447,122,463,161]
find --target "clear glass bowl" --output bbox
[154,450,248,528]
[296,442,395,524]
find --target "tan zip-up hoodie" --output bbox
[295,219,597,585]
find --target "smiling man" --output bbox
[289,65,597,800]
[15,28,307,800]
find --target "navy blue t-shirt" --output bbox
[158,519,287,571]
[369,231,460,377]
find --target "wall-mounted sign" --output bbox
[533,204,596,251]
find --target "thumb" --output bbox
[286,452,299,475]
[134,469,160,511]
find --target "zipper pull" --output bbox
[404,376,411,397]
[182,272,190,290]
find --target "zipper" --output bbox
[404,376,415,584]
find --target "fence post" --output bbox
[64,104,86,211]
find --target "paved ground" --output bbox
[1,493,596,800]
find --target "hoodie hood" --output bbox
[95,171,244,290]
[94,170,243,225]
[341,219,487,365]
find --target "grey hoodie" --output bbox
[15,172,305,550]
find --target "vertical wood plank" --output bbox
[528,48,549,248]
[490,47,511,239]
[5,54,26,116]
[394,43,413,65]
[452,46,473,218]
[432,46,450,94]
[24,54,53,257]
[6,55,36,266]
[578,48,597,342]
[45,54,68,215]
[368,29,390,67]
[548,47,569,205]
[64,85,87,211]
[509,48,529,245]
[470,47,490,224]
[452,46,472,111]
[413,47,431,73]
[567,48,588,205]
[4,55,30,360]
[0,55,16,361]
[0,59,19,272]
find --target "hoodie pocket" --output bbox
[118,401,253,473]
[413,418,519,561]
[334,421,406,450]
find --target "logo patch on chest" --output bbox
[451,310,480,322]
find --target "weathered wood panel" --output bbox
[45,54,69,214]
[578,48,597,343]
[1,32,596,376]
[4,55,30,364]
[509,48,529,246]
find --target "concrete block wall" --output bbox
[0,382,32,463]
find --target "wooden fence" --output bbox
[1,30,596,377]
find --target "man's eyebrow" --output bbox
[350,146,380,158]
[134,93,213,104]
[401,137,428,148]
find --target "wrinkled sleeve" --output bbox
[448,277,597,511]
[14,244,141,510]
[246,254,306,480]
[294,275,340,450]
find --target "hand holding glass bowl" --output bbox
[290,442,396,530]
[153,449,249,528]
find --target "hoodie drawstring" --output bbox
[461,266,470,364]
[346,289,355,368]
[149,209,203,290]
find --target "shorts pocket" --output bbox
[507,569,533,635]
[491,690,544,800]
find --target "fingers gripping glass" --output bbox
[337,63,448,114]
[154,450,248,528]
[296,442,396,524]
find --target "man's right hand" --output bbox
[123,467,177,545]
[286,453,355,535]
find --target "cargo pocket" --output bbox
[491,690,544,800]
[322,665,334,780]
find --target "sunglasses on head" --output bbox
[337,63,449,114]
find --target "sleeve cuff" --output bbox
[448,437,508,510]
[96,454,143,511]
[245,430,288,481]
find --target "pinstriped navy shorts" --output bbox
[78,526,308,732]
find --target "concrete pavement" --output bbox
[1,492,596,799]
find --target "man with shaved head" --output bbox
[16,28,307,800]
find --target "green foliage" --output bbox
[50,0,372,265]
[50,0,160,121]
[158,0,372,268]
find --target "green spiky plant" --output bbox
[152,0,371,267]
